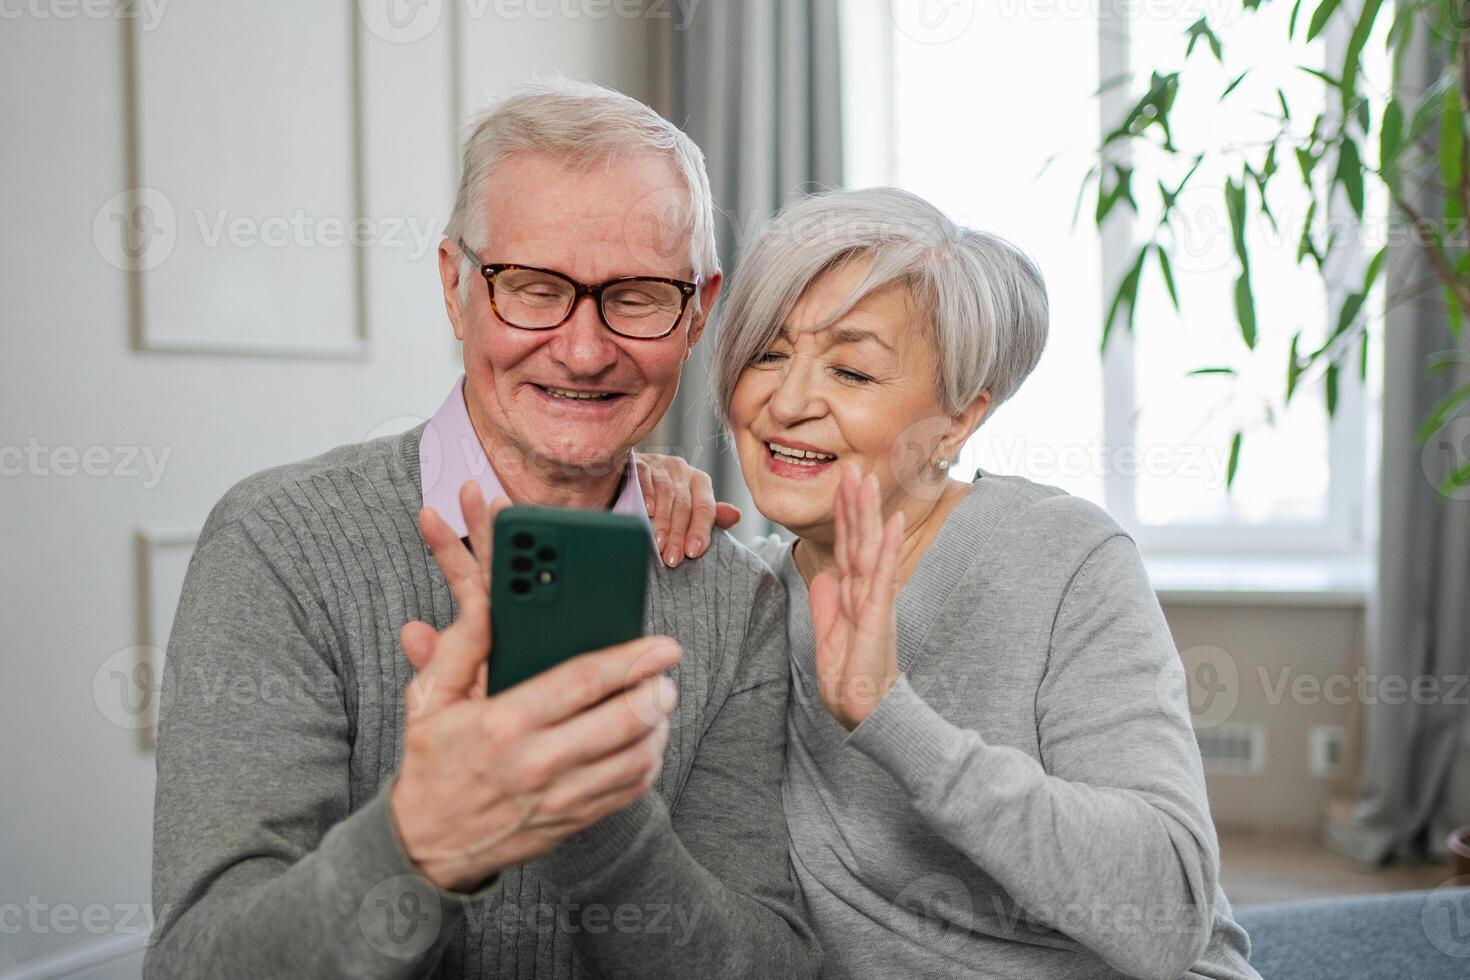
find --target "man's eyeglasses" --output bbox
[460,241,699,340]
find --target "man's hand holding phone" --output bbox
[389,482,679,894]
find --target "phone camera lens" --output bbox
[512,532,534,550]
[511,556,532,572]
[537,569,555,585]
[537,547,557,562]
[510,578,531,595]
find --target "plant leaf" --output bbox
[1299,66,1343,89]
[1226,432,1243,489]
[1156,244,1180,311]
[1187,367,1237,376]
[1287,331,1304,401]
[1298,198,1322,267]
[1096,165,1136,223]
[1295,146,1320,182]
[1428,351,1468,373]
[1102,245,1150,351]
[1225,177,1258,348]
[1334,291,1366,340]
[1414,384,1470,445]
[1440,80,1464,222]
[1289,0,1307,36]
[1334,136,1365,218]
[1186,18,1224,61]
[1440,459,1470,495]
[1339,0,1384,123]
[1234,274,1259,349]
[1306,0,1343,41]
[1325,362,1340,416]
[1363,245,1386,292]
[1222,69,1250,100]
[1379,98,1404,189]
[1409,71,1454,143]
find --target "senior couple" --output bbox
[146,79,1259,979]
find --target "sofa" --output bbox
[1235,886,1470,979]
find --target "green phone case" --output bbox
[487,506,650,695]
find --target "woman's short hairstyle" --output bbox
[444,76,719,311]
[714,187,1049,424]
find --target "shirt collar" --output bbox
[419,374,654,548]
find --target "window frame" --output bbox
[843,0,1375,562]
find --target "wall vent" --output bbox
[1195,723,1265,775]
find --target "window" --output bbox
[841,1,1382,561]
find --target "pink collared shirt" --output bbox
[418,374,653,544]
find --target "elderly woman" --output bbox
[646,186,1260,979]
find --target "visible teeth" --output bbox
[768,441,836,462]
[543,386,614,401]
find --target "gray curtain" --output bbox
[1327,27,1470,864]
[663,0,843,536]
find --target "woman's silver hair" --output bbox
[444,76,719,312]
[714,186,1049,424]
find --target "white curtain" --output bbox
[1328,21,1470,864]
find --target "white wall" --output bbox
[1161,600,1368,834]
[0,3,657,975]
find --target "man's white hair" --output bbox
[445,76,719,312]
[714,186,1049,424]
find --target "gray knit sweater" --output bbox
[144,424,820,979]
[757,473,1262,980]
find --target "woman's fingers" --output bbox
[635,456,655,513]
[684,467,716,558]
[871,511,905,614]
[649,465,673,556]
[714,502,742,529]
[833,467,851,578]
[855,474,885,582]
[663,461,693,566]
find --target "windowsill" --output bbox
[1144,555,1374,608]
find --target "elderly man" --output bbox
[144,79,818,979]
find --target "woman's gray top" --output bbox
[756,472,1261,980]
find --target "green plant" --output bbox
[1082,0,1470,493]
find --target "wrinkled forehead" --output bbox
[481,149,695,281]
[789,257,921,337]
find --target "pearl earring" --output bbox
[934,457,952,472]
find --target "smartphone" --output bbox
[486,506,650,696]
